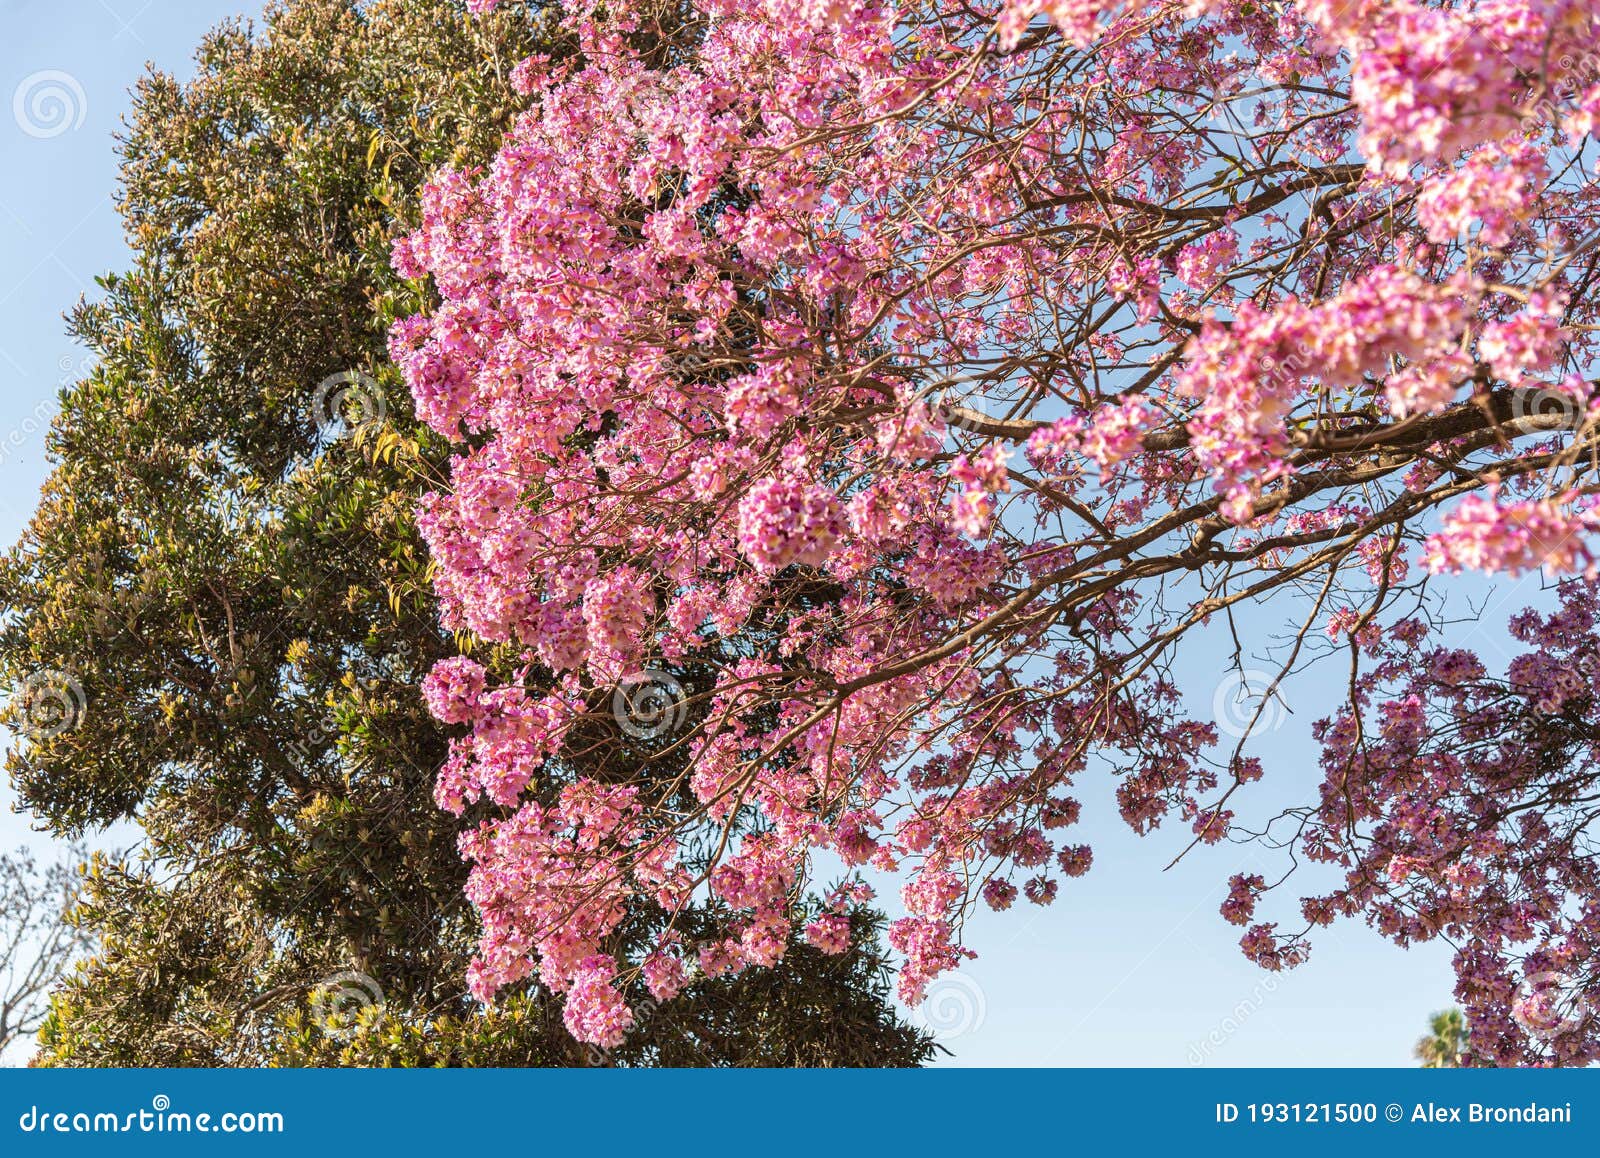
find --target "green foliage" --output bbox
[3,0,932,1068]
[1414,1009,1470,1068]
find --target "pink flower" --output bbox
[395,0,1600,1062]
[1424,492,1597,577]
[982,878,1018,911]
[736,474,844,572]
[420,656,487,724]
[563,956,636,1048]
[1221,874,1265,927]
[642,952,689,1001]
[804,914,853,954]
[1176,230,1238,291]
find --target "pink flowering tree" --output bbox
[392,0,1600,1061]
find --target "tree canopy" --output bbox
[1,0,931,1068]
[390,0,1600,1064]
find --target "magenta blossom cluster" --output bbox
[395,0,1600,1055]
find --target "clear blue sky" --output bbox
[0,0,248,546]
[0,0,1469,1067]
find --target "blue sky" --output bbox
[0,0,246,547]
[0,0,1469,1067]
[0,0,250,1063]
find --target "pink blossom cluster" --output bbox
[737,475,846,571]
[1308,0,1599,174]
[1423,491,1599,577]
[395,0,1600,1050]
[1177,268,1472,521]
[1298,582,1600,1064]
